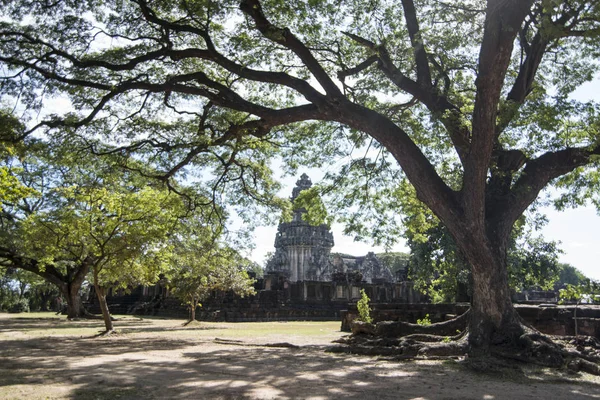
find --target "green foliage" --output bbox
[0,269,20,312]
[558,280,600,336]
[8,297,30,313]
[555,263,588,289]
[167,219,256,321]
[0,111,38,210]
[16,155,189,292]
[559,284,585,304]
[416,314,431,326]
[507,236,562,292]
[375,252,410,275]
[0,139,228,324]
[0,0,598,243]
[401,178,563,300]
[559,280,600,304]
[0,267,58,312]
[356,289,372,324]
[293,186,332,226]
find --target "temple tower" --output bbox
[267,174,334,282]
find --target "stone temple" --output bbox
[265,174,402,300]
[266,173,335,282]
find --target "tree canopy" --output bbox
[2,0,600,357]
[0,137,220,325]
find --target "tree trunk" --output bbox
[92,268,113,332]
[456,228,524,356]
[574,300,580,337]
[95,285,114,332]
[468,256,522,352]
[59,282,85,319]
[190,297,197,322]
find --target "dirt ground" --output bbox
[2,313,600,399]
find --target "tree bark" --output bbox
[452,224,525,355]
[190,299,196,322]
[92,268,113,332]
[55,280,85,318]
[95,284,114,332]
[65,284,84,318]
[468,255,522,353]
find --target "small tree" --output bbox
[168,224,256,323]
[356,289,372,324]
[559,281,600,337]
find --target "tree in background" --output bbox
[0,138,203,328]
[375,252,411,278]
[0,142,93,318]
[22,182,190,332]
[2,0,600,360]
[167,223,255,323]
[555,263,588,290]
[0,267,61,312]
[559,280,600,337]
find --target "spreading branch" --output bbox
[239,0,343,98]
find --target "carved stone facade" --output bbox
[331,252,395,284]
[266,174,335,282]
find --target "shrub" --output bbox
[8,298,30,313]
[357,289,372,324]
[416,314,431,326]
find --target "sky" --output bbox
[248,78,600,281]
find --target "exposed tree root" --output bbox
[354,310,471,338]
[213,338,300,349]
[335,313,600,376]
[329,331,468,359]
[93,329,118,337]
[68,309,117,321]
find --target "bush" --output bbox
[357,289,372,324]
[417,314,431,326]
[8,298,30,313]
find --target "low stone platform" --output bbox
[341,303,600,337]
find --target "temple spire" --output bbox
[291,173,312,200]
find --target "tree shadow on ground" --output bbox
[0,317,155,332]
[116,325,226,335]
[0,316,224,335]
[3,334,600,399]
[2,316,600,399]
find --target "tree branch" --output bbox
[337,55,378,82]
[400,0,432,88]
[465,0,534,225]
[341,31,470,160]
[239,0,343,98]
[496,144,600,228]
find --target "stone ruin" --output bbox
[266,173,400,286]
[266,173,335,282]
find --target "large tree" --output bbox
[0,139,196,324]
[1,0,599,357]
[21,175,190,332]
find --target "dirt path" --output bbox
[1,313,600,399]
